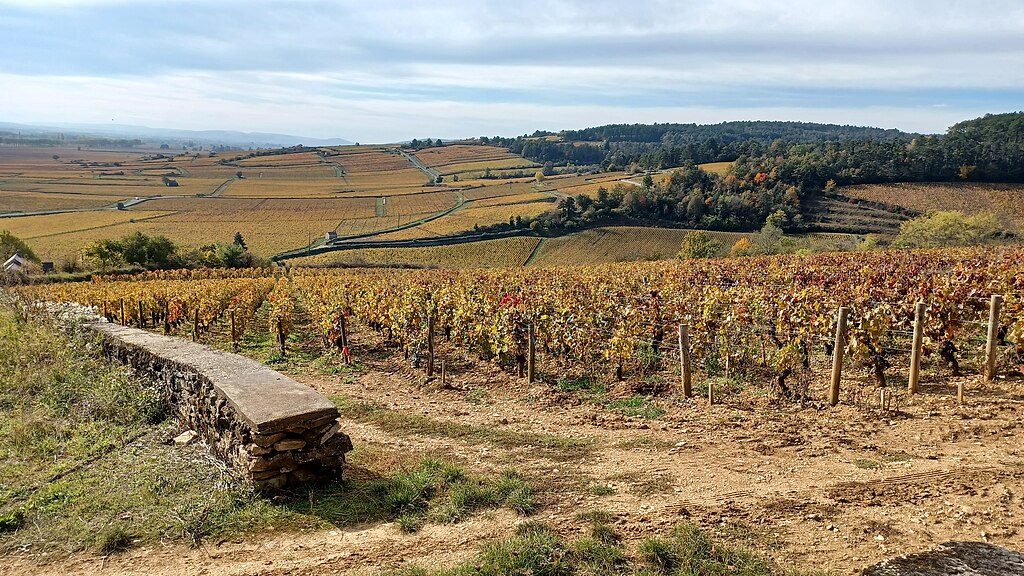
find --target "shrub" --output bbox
[677,231,722,259]
[894,211,1003,248]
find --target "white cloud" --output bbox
[0,72,994,141]
[1,1,1022,139]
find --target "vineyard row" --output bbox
[17,246,1024,405]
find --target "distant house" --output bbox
[3,253,27,273]
[325,231,338,242]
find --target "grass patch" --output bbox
[881,452,913,464]
[554,376,607,397]
[96,525,134,555]
[466,388,489,404]
[854,452,913,470]
[588,483,616,496]
[387,521,818,575]
[606,395,665,419]
[0,302,536,555]
[697,376,747,398]
[332,395,595,460]
[271,453,536,535]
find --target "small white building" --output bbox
[3,254,27,272]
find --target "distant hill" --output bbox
[492,120,920,167]
[560,120,915,145]
[0,121,353,149]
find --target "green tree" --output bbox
[119,231,150,266]
[677,231,722,259]
[894,211,1003,248]
[216,243,248,268]
[84,239,123,270]
[0,231,38,263]
[765,209,789,229]
[233,232,247,250]
[685,193,705,221]
[117,232,176,268]
[752,222,784,255]
[642,173,655,190]
[144,235,176,268]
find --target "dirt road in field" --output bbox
[8,330,1024,576]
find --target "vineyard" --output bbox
[526,226,748,266]
[842,182,1024,231]
[299,237,542,268]
[20,246,1024,406]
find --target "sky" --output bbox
[1,0,1023,143]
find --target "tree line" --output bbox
[472,113,1024,234]
[489,113,1024,185]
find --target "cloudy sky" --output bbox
[1,0,1022,142]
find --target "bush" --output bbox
[894,211,1004,248]
[678,231,722,259]
[729,237,752,257]
[0,230,38,263]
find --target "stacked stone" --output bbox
[245,413,353,489]
[85,321,353,490]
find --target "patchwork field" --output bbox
[698,161,734,175]
[378,202,551,239]
[0,144,836,266]
[547,171,633,197]
[412,145,538,178]
[0,191,119,213]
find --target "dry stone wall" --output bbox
[85,321,352,490]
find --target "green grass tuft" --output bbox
[96,525,134,555]
[605,395,665,419]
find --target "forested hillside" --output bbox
[486,113,1024,234]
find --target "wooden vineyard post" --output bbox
[908,301,926,394]
[163,302,170,334]
[119,299,125,325]
[708,376,715,406]
[427,315,435,377]
[829,307,849,407]
[277,318,286,355]
[723,328,731,379]
[193,308,200,342]
[985,294,1003,381]
[339,314,350,364]
[230,310,238,352]
[527,323,536,383]
[678,324,692,398]
[137,301,144,328]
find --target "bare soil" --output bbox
[7,330,1024,576]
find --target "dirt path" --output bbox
[208,178,235,198]
[8,330,1024,575]
[395,148,439,182]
